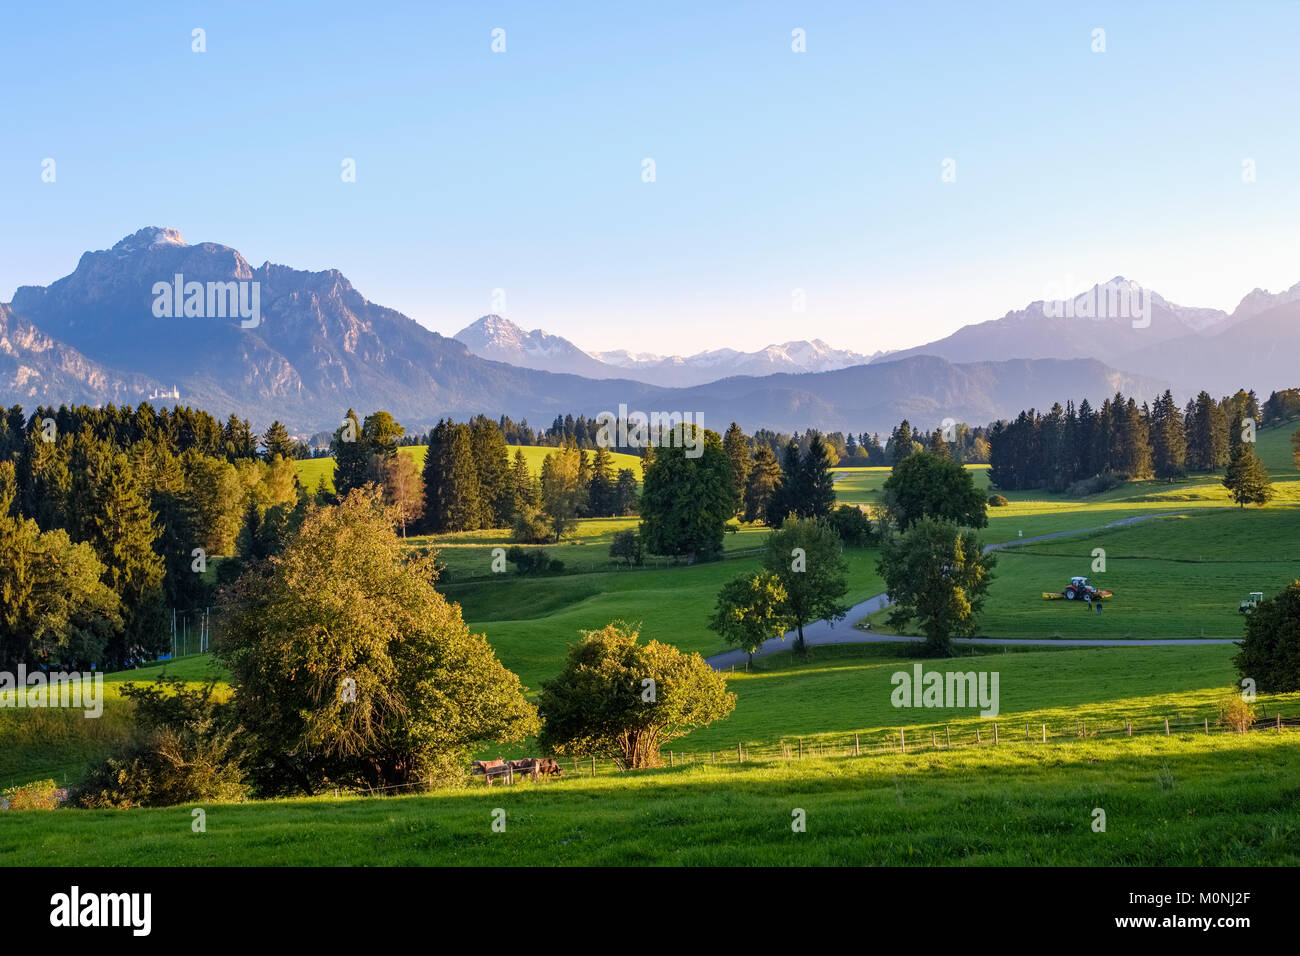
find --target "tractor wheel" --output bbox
[1064,587,1077,600]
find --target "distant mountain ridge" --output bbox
[454,314,888,386]
[879,276,1300,396]
[0,228,1256,437]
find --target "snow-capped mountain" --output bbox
[453,315,624,379]
[455,315,886,387]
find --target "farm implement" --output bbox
[1043,576,1113,603]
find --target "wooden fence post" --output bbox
[1205,717,1209,734]
[993,723,998,745]
[1126,719,1132,737]
[737,742,743,763]
[1164,718,1170,736]
[945,725,950,747]
[1278,714,1283,732]
[932,730,937,748]
[1025,723,1029,741]
[976,727,981,744]
[854,733,860,756]
[1041,723,1046,743]
[900,728,906,753]
[591,756,596,777]
[799,738,804,759]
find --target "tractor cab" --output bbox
[1239,591,1264,614]
[1070,576,1090,588]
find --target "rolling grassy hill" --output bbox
[2,423,1296,865]
[294,444,644,494]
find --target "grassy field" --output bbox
[3,730,1295,865]
[295,443,644,494]
[2,423,1296,865]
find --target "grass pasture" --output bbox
[295,444,644,494]
[2,730,1295,866]
[2,424,1297,866]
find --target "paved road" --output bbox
[704,511,1235,669]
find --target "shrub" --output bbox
[511,505,553,544]
[73,677,248,809]
[610,529,644,566]
[1,779,62,811]
[827,504,874,546]
[506,546,560,575]
[1217,691,1256,733]
[987,494,1009,507]
[1064,473,1122,497]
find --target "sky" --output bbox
[3,0,1299,356]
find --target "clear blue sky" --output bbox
[4,0,1299,354]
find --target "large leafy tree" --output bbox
[882,451,987,531]
[539,440,585,541]
[0,513,123,668]
[1234,580,1300,692]
[762,517,848,655]
[709,570,793,666]
[639,426,732,559]
[877,517,996,656]
[537,623,735,769]
[216,488,539,793]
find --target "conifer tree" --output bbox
[801,432,837,519]
[743,444,783,524]
[1222,442,1274,508]
[723,422,751,514]
[262,421,295,461]
[332,409,369,496]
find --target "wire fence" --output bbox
[341,709,1294,796]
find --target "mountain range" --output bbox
[1,228,1292,437]
[454,315,889,386]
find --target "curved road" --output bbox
[706,511,1237,669]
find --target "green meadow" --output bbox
[1,423,1297,865]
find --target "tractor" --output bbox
[1239,591,1263,614]
[1043,576,1113,603]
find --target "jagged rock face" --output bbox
[0,302,162,405]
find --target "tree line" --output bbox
[986,387,1273,494]
[0,402,311,670]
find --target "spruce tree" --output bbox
[801,432,837,519]
[263,421,295,461]
[85,451,166,661]
[588,445,616,517]
[446,424,483,532]
[1222,442,1274,508]
[471,419,512,527]
[722,422,751,515]
[332,409,369,496]
[744,444,783,524]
